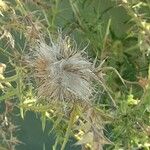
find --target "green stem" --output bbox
[60,105,77,150]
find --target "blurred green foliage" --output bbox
[0,0,150,150]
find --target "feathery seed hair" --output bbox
[28,34,95,103]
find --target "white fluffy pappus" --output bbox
[27,34,96,103]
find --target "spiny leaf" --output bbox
[49,115,63,134]
[0,88,17,101]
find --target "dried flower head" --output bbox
[27,34,95,103]
[24,33,113,150]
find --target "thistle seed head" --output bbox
[27,34,94,102]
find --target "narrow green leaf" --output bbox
[20,107,24,119]
[41,111,46,131]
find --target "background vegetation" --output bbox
[0,0,150,150]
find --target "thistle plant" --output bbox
[23,32,113,150]
[1,0,150,150]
